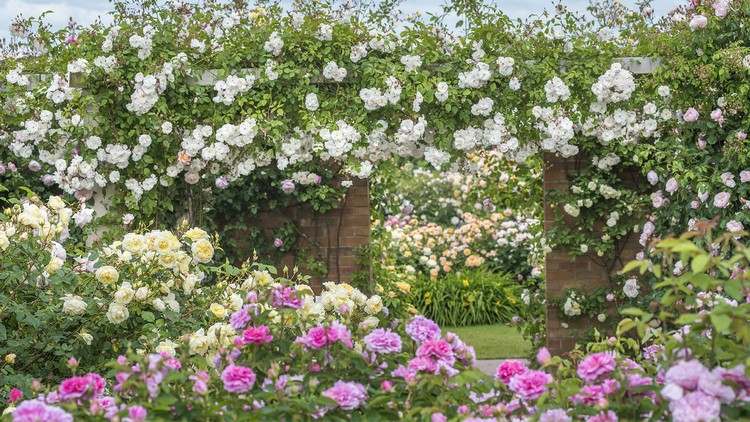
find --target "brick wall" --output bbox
[543,153,642,354]
[231,179,371,292]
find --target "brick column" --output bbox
[243,179,370,292]
[543,154,641,354]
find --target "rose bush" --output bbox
[0,195,223,393]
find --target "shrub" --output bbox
[0,196,223,393]
[410,270,521,327]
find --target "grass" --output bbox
[445,324,530,359]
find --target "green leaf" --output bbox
[141,311,155,322]
[710,313,732,334]
[691,254,709,274]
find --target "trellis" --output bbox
[9,57,660,352]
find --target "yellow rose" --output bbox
[47,196,65,210]
[192,239,214,263]
[395,281,411,294]
[184,228,209,241]
[210,303,227,319]
[96,265,119,285]
[123,233,146,254]
[4,353,16,364]
[45,256,63,274]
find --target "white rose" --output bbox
[106,302,130,324]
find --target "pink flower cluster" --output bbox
[495,358,553,401]
[363,328,402,354]
[221,364,256,394]
[296,321,353,349]
[405,316,441,343]
[661,360,749,422]
[322,381,368,410]
[58,373,106,401]
[238,325,274,346]
[12,400,72,422]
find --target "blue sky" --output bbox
[0,0,677,41]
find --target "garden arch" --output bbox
[12,55,660,354]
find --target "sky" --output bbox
[0,0,678,41]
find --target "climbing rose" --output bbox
[322,381,367,410]
[221,364,256,393]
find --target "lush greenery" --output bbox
[410,270,521,327]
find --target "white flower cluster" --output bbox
[591,63,635,104]
[5,64,29,86]
[496,57,515,76]
[435,81,449,102]
[400,54,422,72]
[93,55,117,73]
[212,74,256,105]
[359,76,402,110]
[350,43,368,62]
[544,76,570,103]
[321,120,361,158]
[322,61,347,82]
[424,147,450,169]
[128,25,155,59]
[126,54,187,115]
[563,291,582,317]
[533,106,577,157]
[471,97,494,116]
[46,74,74,104]
[458,62,492,88]
[264,31,283,56]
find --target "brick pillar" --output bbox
[543,154,641,354]
[243,179,370,292]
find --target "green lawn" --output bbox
[445,324,530,359]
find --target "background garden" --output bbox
[1,0,750,420]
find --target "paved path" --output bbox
[474,359,502,376]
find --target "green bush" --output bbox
[410,270,521,327]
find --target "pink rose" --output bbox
[689,15,708,30]
[683,107,700,122]
[508,369,553,400]
[496,359,528,384]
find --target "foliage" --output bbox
[0,196,222,393]
[410,270,521,327]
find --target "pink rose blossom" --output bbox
[242,325,274,345]
[713,0,730,17]
[416,339,455,366]
[683,107,700,122]
[536,347,552,365]
[8,388,23,403]
[577,352,617,383]
[405,316,441,343]
[740,170,750,183]
[669,391,721,422]
[496,359,528,384]
[508,369,553,400]
[11,400,73,422]
[322,381,367,410]
[221,364,256,393]
[127,406,148,422]
[713,191,731,208]
[539,409,571,422]
[710,108,724,125]
[364,328,402,354]
[689,15,708,31]
[666,178,679,194]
